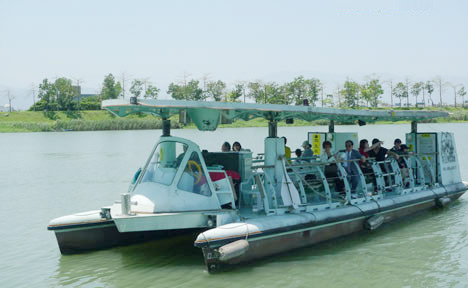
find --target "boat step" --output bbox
[435,197,451,208]
[364,215,385,230]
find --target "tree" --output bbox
[340,80,360,108]
[411,82,423,107]
[449,83,459,107]
[425,81,434,106]
[130,79,144,98]
[206,80,226,101]
[226,84,243,102]
[458,86,466,107]
[37,79,57,110]
[393,82,408,107]
[247,81,263,103]
[167,80,204,101]
[433,76,445,107]
[404,78,411,107]
[55,77,77,110]
[361,78,384,107]
[167,83,185,100]
[285,76,307,105]
[304,78,322,106]
[323,94,334,107]
[144,84,159,99]
[185,80,204,101]
[100,74,121,100]
[263,82,283,104]
[115,82,123,99]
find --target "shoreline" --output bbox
[1,109,467,133]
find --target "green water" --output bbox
[1,123,468,288]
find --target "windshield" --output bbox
[140,141,188,186]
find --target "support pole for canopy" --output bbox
[328,120,335,133]
[268,120,277,138]
[162,119,171,136]
[411,121,417,133]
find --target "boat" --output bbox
[48,98,467,273]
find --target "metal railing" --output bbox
[239,152,438,213]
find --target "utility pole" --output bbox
[385,80,393,108]
[434,76,444,107]
[321,83,324,107]
[120,72,132,99]
[141,77,150,98]
[450,83,459,107]
[73,78,84,111]
[31,83,36,111]
[6,90,15,112]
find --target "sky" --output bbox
[0,0,467,109]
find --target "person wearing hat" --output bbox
[390,138,403,155]
[391,138,408,167]
[301,140,313,162]
[368,138,399,162]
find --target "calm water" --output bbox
[1,123,468,288]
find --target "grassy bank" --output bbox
[1,107,467,133]
[0,111,179,132]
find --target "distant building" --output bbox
[72,86,98,101]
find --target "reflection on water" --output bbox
[55,235,202,288]
[2,123,468,288]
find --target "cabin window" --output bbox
[140,141,188,186]
[177,152,212,196]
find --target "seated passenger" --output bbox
[390,138,403,154]
[399,144,410,186]
[320,141,339,182]
[294,149,302,163]
[221,142,231,152]
[368,138,399,162]
[301,141,313,162]
[359,139,369,157]
[390,138,407,168]
[358,139,372,173]
[232,141,242,152]
[341,140,365,195]
[320,141,336,163]
[282,137,292,161]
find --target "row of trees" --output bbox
[26,74,468,112]
[166,76,325,106]
[28,74,161,111]
[390,78,467,108]
[166,76,466,108]
[100,74,160,100]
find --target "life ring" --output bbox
[187,160,202,184]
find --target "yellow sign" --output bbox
[312,134,322,155]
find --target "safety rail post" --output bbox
[411,157,426,186]
[336,163,351,204]
[286,161,333,207]
[389,158,403,194]
[315,166,332,205]
[371,161,385,197]
[402,157,415,191]
[254,174,271,213]
[352,161,369,201]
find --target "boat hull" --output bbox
[198,187,466,273]
[51,221,201,254]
